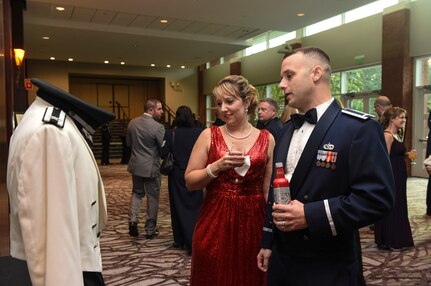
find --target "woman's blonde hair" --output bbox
[212,75,258,114]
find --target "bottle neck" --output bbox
[275,166,285,178]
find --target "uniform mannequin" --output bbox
[7,78,115,286]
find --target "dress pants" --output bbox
[130,175,160,234]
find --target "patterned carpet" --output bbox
[99,163,431,286]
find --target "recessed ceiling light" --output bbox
[160,19,168,23]
[181,66,185,69]
[297,13,305,17]
[120,61,125,65]
[150,64,155,67]
[50,57,55,60]
[104,60,109,64]
[166,64,171,68]
[56,7,65,11]
[42,36,50,40]
[68,58,73,61]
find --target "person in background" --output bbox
[374,107,415,250]
[280,105,298,123]
[185,75,275,286]
[127,99,165,239]
[374,95,392,120]
[256,98,283,140]
[161,106,204,254]
[101,124,111,165]
[212,110,225,126]
[426,109,431,217]
[257,47,394,286]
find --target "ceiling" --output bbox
[23,0,375,69]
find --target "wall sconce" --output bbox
[14,48,25,67]
[169,81,183,92]
[14,48,25,86]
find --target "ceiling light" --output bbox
[120,62,125,65]
[68,58,73,62]
[56,6,65,11]
[150,64,155,67]
[42,36,50,40]
[160,19,168,23]
[181,66,185,69]
[297,13,305,17]
[166,64,171,68]
[50,57,55,60]
[104,60,109,64]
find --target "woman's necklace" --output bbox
[225,123,253,140]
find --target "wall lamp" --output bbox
[13,48,25,86]
[169,81,183,92]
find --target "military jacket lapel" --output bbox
[290,100,341,197]
[274,123,294,174]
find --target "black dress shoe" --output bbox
[145,228,159,239]
[129,221,138,237]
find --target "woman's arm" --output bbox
[262,134,275,202]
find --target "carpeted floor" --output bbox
[100,163,431,286]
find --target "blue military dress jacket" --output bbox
[261,100,395,284]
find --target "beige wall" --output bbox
[27,60,198,115]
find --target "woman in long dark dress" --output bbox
[374,107,414,250]
[161,106,203,253]
[185,75,275,286]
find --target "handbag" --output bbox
[160,131,174,175]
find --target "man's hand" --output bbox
[257,248,272,272]
[272,200,308,232]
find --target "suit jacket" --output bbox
[262,100,394,257]
[257,117,283,141]
[7,97,107,286]
[126,114,165,177]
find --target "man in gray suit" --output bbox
[127,99,165,239]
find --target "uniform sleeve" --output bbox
[261,184,275,249]
[18,125,83,286]
[304,119,395,238]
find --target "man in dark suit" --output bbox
[256,98,283,141]
[127,99,165,239]
[257,47,395,286]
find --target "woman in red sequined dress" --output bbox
[185,75,275,286]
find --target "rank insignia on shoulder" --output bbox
[342,108,374,120]
[42,107,66,128]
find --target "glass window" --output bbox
[304,15,342,37]
[345,0,398,24]
[415,57,431,86]
[269,31,297,48]
[343,66,382,93]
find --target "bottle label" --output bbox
[274,187,291,204]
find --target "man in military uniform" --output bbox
[257,47,395,286]
[7,78,115,286]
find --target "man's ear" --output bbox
[312,65,323,82]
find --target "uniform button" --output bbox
[303,235,309,240]
[304,195,309,200]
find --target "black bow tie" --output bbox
[291,108,318,129]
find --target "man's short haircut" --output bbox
[144,99,161,112]
[285,47,332,79]
[260,98,279,113]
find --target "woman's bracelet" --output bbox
[206,164,218,179]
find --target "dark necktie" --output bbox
[291,108,318,130]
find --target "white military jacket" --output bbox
[7,97,107,286]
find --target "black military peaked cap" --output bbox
[31,78,115,132]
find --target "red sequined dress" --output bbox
[190,126,269,286]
